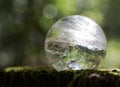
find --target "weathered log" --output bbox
[0,67,120,87]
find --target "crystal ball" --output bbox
[45,15,107,71]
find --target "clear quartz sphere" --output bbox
[45,15,107,71]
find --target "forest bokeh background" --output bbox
[0,0,120,69]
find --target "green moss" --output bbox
[0,67,120,87]
[4,67,30,72]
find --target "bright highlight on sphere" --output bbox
[45,15,107,71]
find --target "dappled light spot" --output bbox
[0,51,14,67]
[13,0,27,14]
[43,4,58,19]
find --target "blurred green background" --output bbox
[0,0,120,69]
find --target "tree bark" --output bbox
[0,67,120,87]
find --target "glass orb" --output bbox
[45,15,107,71]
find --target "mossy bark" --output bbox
[0,67,120,87]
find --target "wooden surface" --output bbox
[0,67,120,87]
